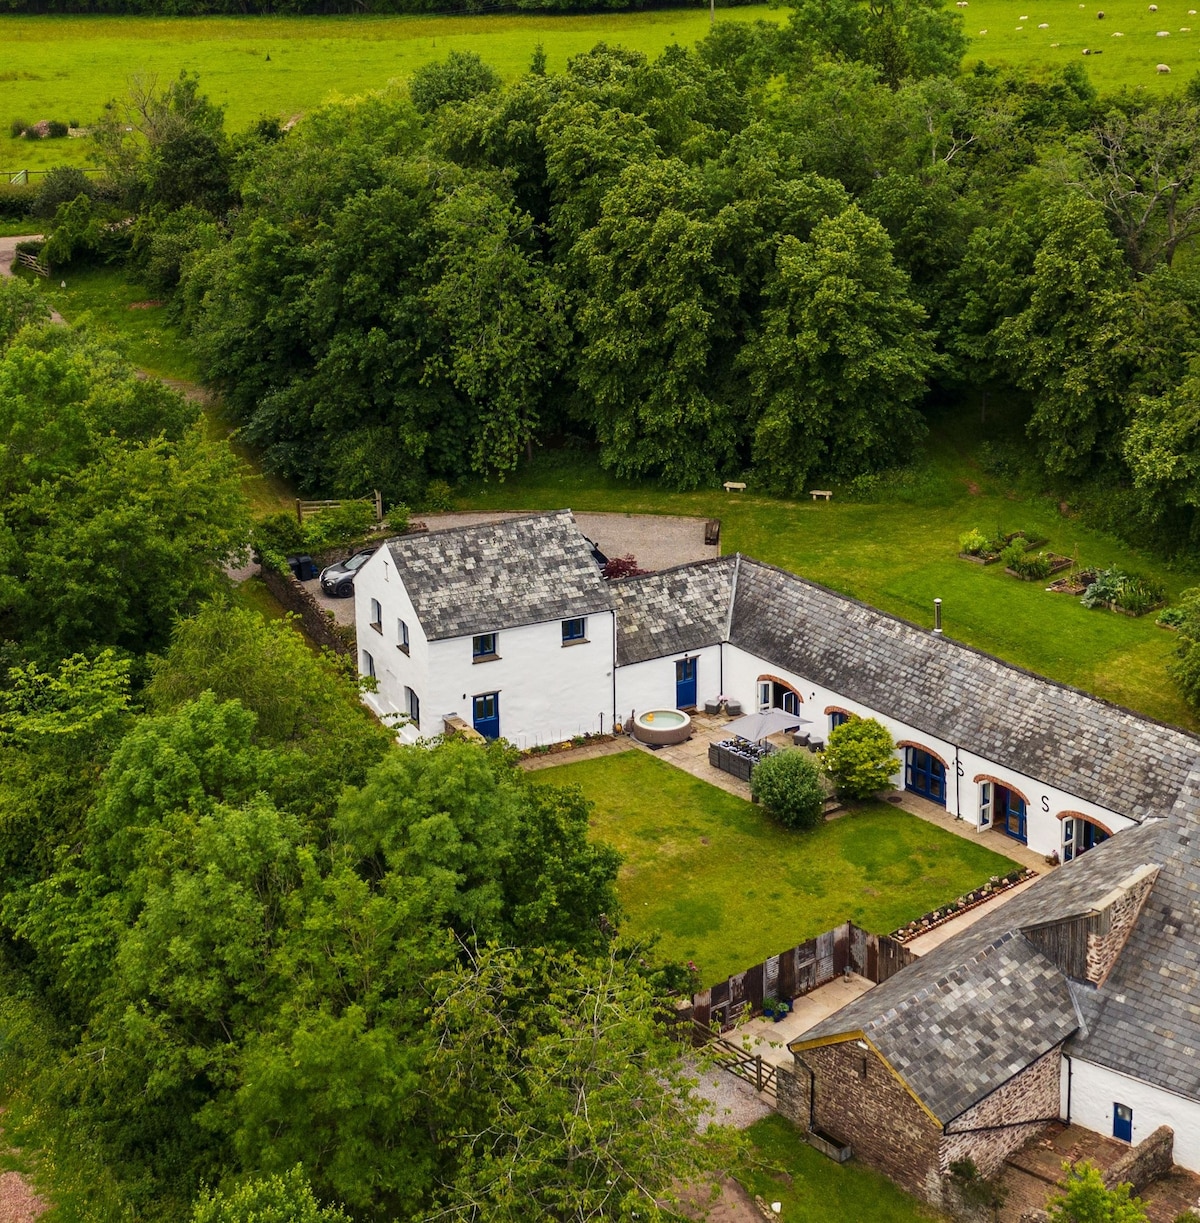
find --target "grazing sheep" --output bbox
[1157,29,1170,35]
[1039,22,1049,27]
[1083,45,1092,51]
[1181,26,1191,31]
[1051,40,1061,45]
[1019,13,1028,18]
[1149,4,1157,10]
[1158,61,1171,69]
[980,27,988,33]
[1097,10,1104,17]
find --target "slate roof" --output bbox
[386,511,613,641]
[611,557,736,667]
[1069,770,1200,1102]
[728,558,1200,823]
[792,815,1171,1123]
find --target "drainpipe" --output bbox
[803,1060,817,1131]
[611,609,618,732]
[954,744,962,821]
[1063,1052,1073,1124]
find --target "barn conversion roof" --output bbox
[727,558,1200,823]
[385,510,613,641]
[790,812,1174,1122]
[611,557,735,666]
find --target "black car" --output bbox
[319,548,375,597]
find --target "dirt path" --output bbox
[0,1112,46,1223]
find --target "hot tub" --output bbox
[632,709,693,746]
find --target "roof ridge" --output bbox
[390,508,573,547]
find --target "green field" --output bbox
[0,6,776,172]
[533,751,1017,984]
[2,0,1196,175]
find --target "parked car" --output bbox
[319,548,376,597]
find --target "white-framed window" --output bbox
[398,618,410,654]
[369,598,382,632]
[362,649,376,679]
[405,686,420,727]
[757,681,771,713]
[979,780,993,828]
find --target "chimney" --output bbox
[933,598,943,635]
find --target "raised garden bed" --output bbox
[1047,569,1097,596]
[1004,553,1073,581]
[888,868,1034,944]
[959,530,1049,566]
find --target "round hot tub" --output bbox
[632,708,693,746]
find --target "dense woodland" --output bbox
[19,0,1200,553]
[3,1,1200,1216]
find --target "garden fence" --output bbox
[295,489,383,524]
[682,920,915,1036]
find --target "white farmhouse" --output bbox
[356,510,1199,871]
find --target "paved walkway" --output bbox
[735,972,876,1067]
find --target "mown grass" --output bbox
[533,750,1017,985]
[0,6,778,172]
[461,417,1200,730]
[738,1115,947,1222]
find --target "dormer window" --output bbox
[562,617,587,644]
[473,632,498,661]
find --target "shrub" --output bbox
[423,479,454,512]
[385,502,410,534]
[301,500,376,551]
[46,120,68,139]
[959,528,988,555]
[0,181,32,220]
[1046,1161,1147,1223]
[0,278,50,348]
[8,117,27,138]
[1157,606,1186,628]
[999,541,1027,570]
[603,555,649,580]
[823,717,897,799]
[252,512,305,559]
[33,166,96,218]
[409,50,501,114]
[750,750,826,830]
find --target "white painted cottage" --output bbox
[357,510,1199,875]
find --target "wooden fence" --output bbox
[684,921,915,1036]
[708,1035,778,1099]
[5,168,103,185]
[15,252,48,277]
[295,490,383,524]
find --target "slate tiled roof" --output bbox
[792,815,1170,1122]
[611,557,736,667]
[386,510,613,641]
[728,558,1200,823]
[1069,771,1200,1101]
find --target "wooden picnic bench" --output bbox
[723,481,747,492]
[809,489,833,501]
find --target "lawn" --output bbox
[737,1115,946,1222]
[0,6,778,172]
[533,750,1018,985]
[460,423,1200,731]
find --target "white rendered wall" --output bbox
[615,645,723,723]
[1064,1057,1200,1172]
[720,644,1137,855]
[424,613,616,749]
[353,546,428,743]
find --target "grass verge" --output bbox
[532,750,1017,985]
[737,1115,946,1222]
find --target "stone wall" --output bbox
[260,563,355,657]
[797,1041,943,1202]
[1086,866,1159,986]
[942,1046,1065,1178]
[775,1062,809,1128]
[1103,1125,1174,1195]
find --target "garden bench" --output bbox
[723,481,747,492]
[809,489,833,501]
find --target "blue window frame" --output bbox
[473,692,500,740]
[1062,817,1109,863]
[562,617,587,643]
[905,748,946,806]
[675,657,697,708]
[996,785,1027,843]
[830,711,850,732]
[473,632,498,660]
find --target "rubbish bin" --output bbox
[286,555,302,579]
[295,555,318,581]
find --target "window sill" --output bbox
[561,638,590,647]
[398,643,410,655]
[370,623,383,635]
[473,654,501,664]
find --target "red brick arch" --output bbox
[756,674,804,702]
[1056,810,1115,836]
[896,741,948,770]
[824,705,856,719]
[973,774,1030,806]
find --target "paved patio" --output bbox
[735,972,877,1067]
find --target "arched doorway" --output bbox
[756,675,803,717]
[976,776,1029,843]
[1061,813,1112,862]
[900,743,947,806]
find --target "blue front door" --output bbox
[1113,1103,1133,1143]
[905,748,946,806]
[675,658,697,708]
[473,692,500,740]
[998,785,1027,843]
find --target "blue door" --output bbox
[675,658,697,708]
[905,748,946,806]
[473,692,500,740]
[1113,1103,1133,1143]
[998,786,1027,843]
